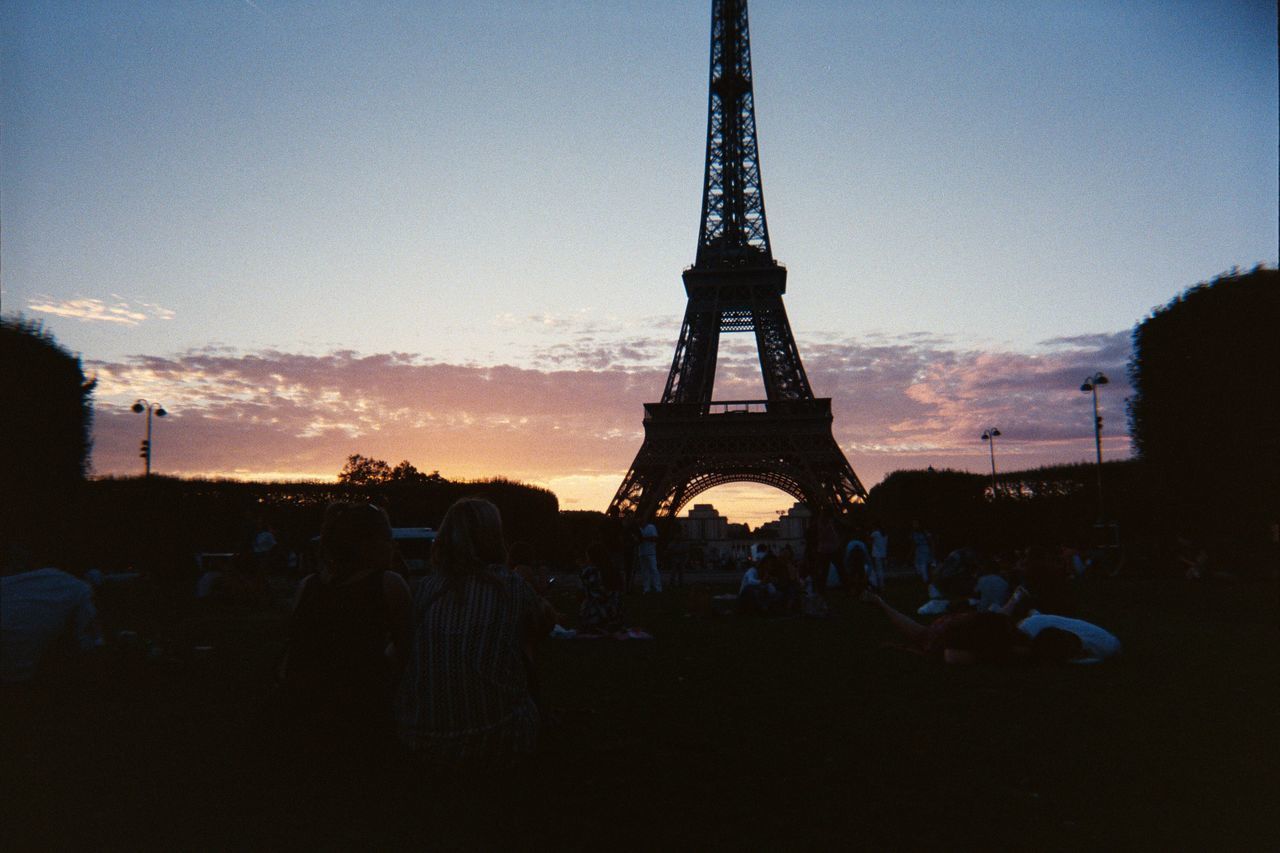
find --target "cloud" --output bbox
[26,295,175,326]
[89,348,664,485]
[86,330,1134,516]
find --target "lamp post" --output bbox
[131,399,167,477]
[1080,372,1109,520]
[980,428,1001,498]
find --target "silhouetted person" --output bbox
[738,554,782,615]
[1017,546,1077,616]
[843,532,870,595]
[666,524,688,588]
[397,498,551,767]
[252,514,278,574]
[601,507,628,593]
[637,518,661,593]
[776,545,805,610]
[508,540,558,711]
[508,541,548,597]
[1,545,102,684]
[620,512,640,592]
[807,507,839,593]
[861,588,1024,665]
[869,523,889,590]
[578,542,623,635]
[909,520,935,584]
[278,502,412,766]
[1174,535,1210,581]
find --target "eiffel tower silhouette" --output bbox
[609,0,866,521]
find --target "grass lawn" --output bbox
[3,575,1276,850]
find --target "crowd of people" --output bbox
[7,500,1215,772]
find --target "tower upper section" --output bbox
[695,0,774,270]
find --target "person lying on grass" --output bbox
[860,587,1120,665]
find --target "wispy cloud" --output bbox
[490,309,678,371]
[87,330,1134,513]
[27,295,175,326]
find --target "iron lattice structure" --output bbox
[609,0,867,521]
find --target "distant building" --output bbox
[778,502,812,543]
[754,502,810,559]
[681,504,728,541]
[675,501,813,567]
[676,504,749,566]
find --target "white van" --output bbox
[392,527,437,575]
[299,527,437,576]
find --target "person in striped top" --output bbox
[396,498,550,767]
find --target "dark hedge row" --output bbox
[51,475,559,580]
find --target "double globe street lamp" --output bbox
[980,427,1001,498]
[132,399,167,477]
[1080,372,1109,520]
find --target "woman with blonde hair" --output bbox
[396,498,550,766]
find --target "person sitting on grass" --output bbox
[397,498,552,768]
[278,502,413,762]
[739,554,783,615]
[509,541,560,632]
[578,542,623,635]
[1015,546,1078,616]
[510,541,561,710]
[1173,535,1211,581]
[972,566,1011,613]
[775,546,806,612]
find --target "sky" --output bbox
[3,1,1276,525]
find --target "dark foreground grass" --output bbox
[3,577,1277,850]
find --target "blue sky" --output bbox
[2,1,1276,522]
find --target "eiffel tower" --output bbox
[609,0,866,521]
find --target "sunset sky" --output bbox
[3,1,1276,525]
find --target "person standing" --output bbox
[637,519,661,593]
[601,508,627,593]
[843,533,870,595]
[252,515,278,574]
[621,512,640,593]
[910,520,935,584]
[869,524,889,590]
[807,507,840,593]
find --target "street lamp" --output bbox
[1080,372,1109,520]
[980,427,1001,497]
[131,399,167,477]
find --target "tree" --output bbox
[388,460,446,483]
[389,460,423,482]
[1127,266,1280,527]
[337,454,392,485]
[1,316,97,554]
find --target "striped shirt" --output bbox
[396,567,539,765]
